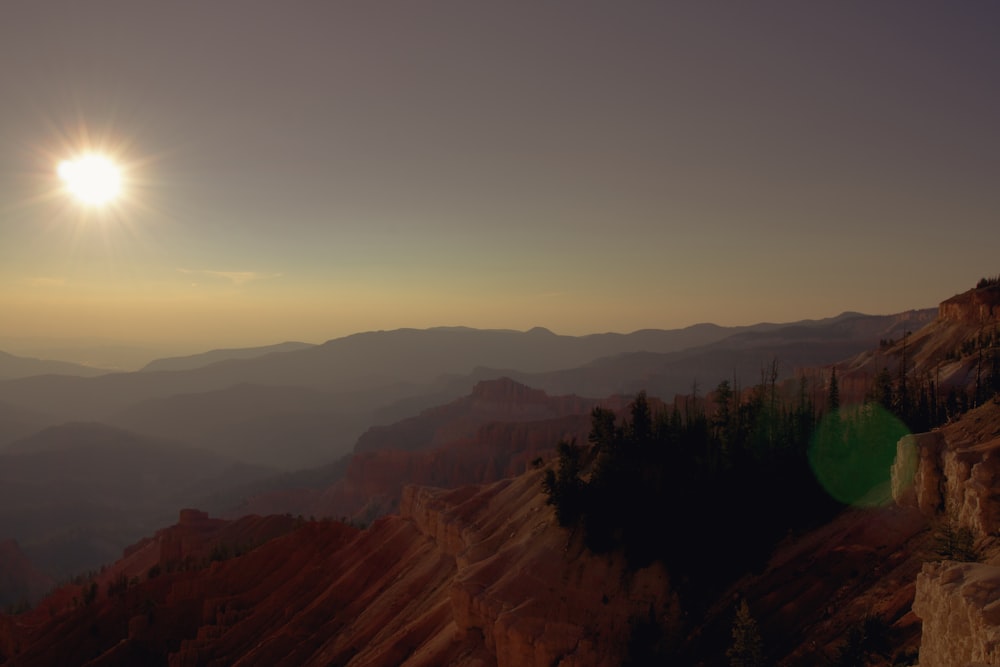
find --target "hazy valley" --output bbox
[1,282,1000,665]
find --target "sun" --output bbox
[57,154,123,206]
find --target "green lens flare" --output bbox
[808,404,910,507]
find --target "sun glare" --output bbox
[57,154,123,206]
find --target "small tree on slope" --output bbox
[727,599,765,667]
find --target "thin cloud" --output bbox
[177,269,282,286]
[19,277,67,288]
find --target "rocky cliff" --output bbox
[0,469,676,666]
[892,402,1000,539]
[839,286,998,395]
[891,401,1000,665]
[912,561,1000,667]
[939,285,1000,324]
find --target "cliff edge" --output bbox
[891,401,1000,665]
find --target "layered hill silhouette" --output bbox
[0,350,111,381]
[3,285,1000,664]
[0,541,53,611]
[232,377,631,521]
[487,310,935,400]
[139,341,315,373]
[0,315,922,469]
[0,310,941,583]
[0,423,272,579]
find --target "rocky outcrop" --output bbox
[891,404,1000,539]
[402,471,676,667]
[892,432,946,516]
[891,404,1000,666]
[1,470,676,666]
[913,561,1000,666]
[939,286,1000,324]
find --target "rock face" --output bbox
[913,561,1000,667]
[400,478,675,667]
[891,432,946,516]
[840,287,997,394]
[890,402,1000,665]
[891,404,1000,538]
[938,285,1000,323]
[0,470,676,666]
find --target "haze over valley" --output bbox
[3,2,1000,665]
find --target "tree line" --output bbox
[543,369,844,598]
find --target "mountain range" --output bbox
[0,309,932,585]
[4,289,1000,664]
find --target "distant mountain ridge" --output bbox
[0,422,274,578]
[0,350,112,381]
[140,341,315,373]
[234,376,617,520]
[3,290,998,665]
[395,309,938,410]
[0,311,937,470]
[0,539,53,609]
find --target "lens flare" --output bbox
[808,404,909,507]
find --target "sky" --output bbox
[1,2,998,356]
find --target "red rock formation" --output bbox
[892,400,1000,538]
[354,377,599,453]
[886,401,1000,663]
[938,285,1000,323]
[0,471,676,666]
[238,378,638,520]
[838,286,1000,394]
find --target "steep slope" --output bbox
[0,471,675,667]
[682,503,932,665]
[842,285,1000,390]
[889,399,1000,665]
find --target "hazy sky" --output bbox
[1,2,998,351]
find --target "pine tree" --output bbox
[542,440,585,526]
[727,599,764,667]
[827,368,840,414]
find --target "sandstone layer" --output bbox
[913,561,1000,667]
[891,401,1000,665]
[891,403,1000,539]
[0,469,675,666]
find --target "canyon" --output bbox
[2,283,1000,664]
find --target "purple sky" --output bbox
[1,2,998,353]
